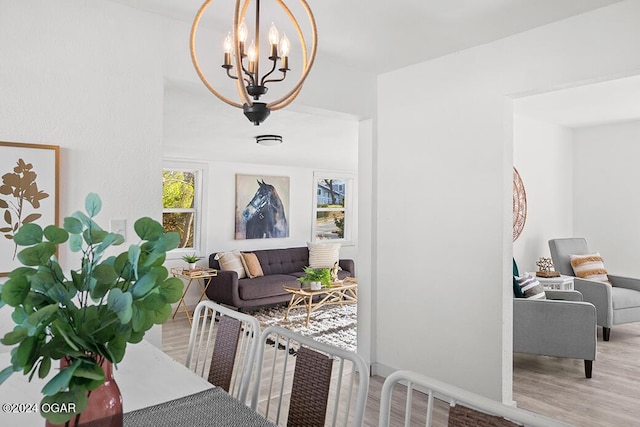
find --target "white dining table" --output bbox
[0,340,212,427]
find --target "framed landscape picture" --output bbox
[235,174,290,240]
[0,142,59,276]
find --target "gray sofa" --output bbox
[206,247,355,310]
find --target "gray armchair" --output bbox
[513,290,596,378]
[549,238,640,341]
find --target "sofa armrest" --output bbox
[513,299,596,361]
[339,259,355,277]
[608,274,640,292]
[205,270,242,307]
[573,278,613,327]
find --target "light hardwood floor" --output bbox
[163,314,640,426]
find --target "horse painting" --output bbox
[240,179,289,239]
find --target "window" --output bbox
[162,163,205,254]
[312,172,356,243]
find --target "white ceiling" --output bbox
[110,0,638,155]
[112,0,622,73]
[162,80,359,169]
[515,74,640,128]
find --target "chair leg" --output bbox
[584,360,593,378]
[603,327,611,341]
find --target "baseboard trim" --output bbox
[371,362,396,378]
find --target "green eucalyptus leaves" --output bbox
[0,193,183,424]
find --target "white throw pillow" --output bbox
[307,242,340,269]
[215,250,247,279]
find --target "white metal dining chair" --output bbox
[379,369,573,427]
[185,301,261,405]
[250,325,369,427]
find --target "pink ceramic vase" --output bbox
[45,358,123,427]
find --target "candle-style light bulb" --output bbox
[268,22,279,58]
[223,32,232,67]
[248,40,256,74]
[238,19,248,43]
[279,33,290,70]
[224,33,233,53]
[279,33,290,57]
[248,41,256,62]
[238,19,248,56]
[268,22,279,45]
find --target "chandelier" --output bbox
[190,0,318,125]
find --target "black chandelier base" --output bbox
[243,102,270,126]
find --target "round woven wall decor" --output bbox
[513,167,527,242]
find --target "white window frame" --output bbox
[311,171,357,246]
[163,160,207,260]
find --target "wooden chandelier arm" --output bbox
[190,0,243,109]
[234,0,253,106]
[267,0,317,110]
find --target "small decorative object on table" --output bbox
[330,261,342,283]
[0,193,183,426]
[535,256,560,278]
[181,253,202,271]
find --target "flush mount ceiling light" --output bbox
[190,0,317,126]
[255,134,283,145]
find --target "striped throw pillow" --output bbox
[307,242,340,269]
[215,250,247,279]
[569,253,609,283]
[516,274,546,299]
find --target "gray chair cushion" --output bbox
[612,287,640,310]
[238,275,300,300]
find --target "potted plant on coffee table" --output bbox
[0,193,183,426]
[297,267,332,290]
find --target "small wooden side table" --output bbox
[283,279,358,327]
[171,268,218,325]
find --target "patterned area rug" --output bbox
[251,303,357,352]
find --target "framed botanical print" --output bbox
[0,142,59,276]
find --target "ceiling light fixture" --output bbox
[190,0,317,126]
[255,134,283,145]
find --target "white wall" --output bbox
[356,119,375,365]
[512,115,573,272]
[0,0,165,349]
[375,0,640,402]
[573,120,640,277]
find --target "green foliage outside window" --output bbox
[162,171,195,248]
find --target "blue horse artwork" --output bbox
[240,179,289,239]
